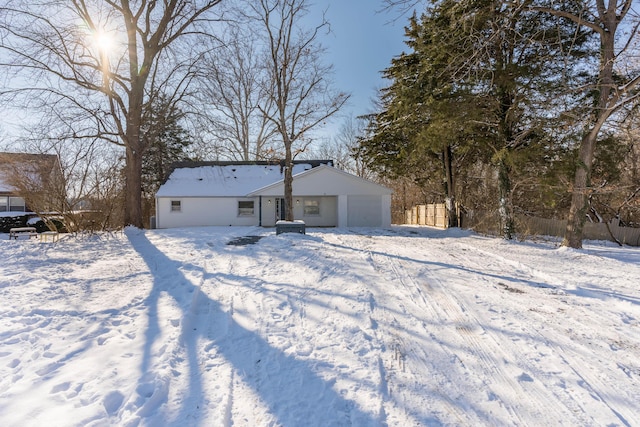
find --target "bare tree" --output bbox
[4,131,125,232]
[534,1,640,248]
[246,0,349,221]
[0,151,66,231]
[310,116,373,178]
[199,25,279,161]
[0,0,223,228]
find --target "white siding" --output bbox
[299,196,337,227]
[156,197,259,228]
[258,196,337,227]
[348,195,381,227]
[253,166,390,197]
[347,194,392,227]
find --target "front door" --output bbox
[276,198,286,221]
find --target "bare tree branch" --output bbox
[0,0,224,227]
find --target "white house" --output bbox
[154,161,392,229]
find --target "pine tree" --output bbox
[360,0,591,237]
[141,96,192,222]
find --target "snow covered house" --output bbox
[154,160,392,229]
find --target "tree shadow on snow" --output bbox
[127,229,377,427]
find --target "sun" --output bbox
[93,28,114,54]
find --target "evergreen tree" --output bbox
[360,0,591,237]
[141,96,192,222]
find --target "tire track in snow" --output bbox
[339,232,580,425]
[199,253,264,425]
[308,232,413,424]
[442,240,640,425]
[332,234,393,423]
[448,238,639,331]
[330,232,471,425]
[330,233,400,411]
[369,250,523,425]
[409,254,569,425]
[202,236,385,425]
[428,239,614,425]
[320,240,392,424]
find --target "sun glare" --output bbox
[93,28,114,54]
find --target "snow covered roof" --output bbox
[156,161,327,198]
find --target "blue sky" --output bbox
[313,0,411,134]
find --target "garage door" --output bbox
[347,195,382,227]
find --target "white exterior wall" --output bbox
[291,170,388,196]
[382,194,392,226]
[156,197,259,228]
[297,196,337,227]
[259,196,337,227]
[346,194,392,227]
[251,168,392,228]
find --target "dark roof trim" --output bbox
[170,159,333,169]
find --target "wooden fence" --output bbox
[405,204,449,228]
[405,206,640,246]
[517,216,640,246]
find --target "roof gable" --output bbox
[248,165,392,197]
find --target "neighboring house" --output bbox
[155,160,392,229]
[0,183,27,213]
[0,152,62,214]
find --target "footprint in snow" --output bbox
[517,372,534,382]
[50,381,71,394]
[36,361,62,377]
[133,376,169,418]
[103,390,125,415]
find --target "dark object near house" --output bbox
[226,235,264,246]
[276,220,305,235]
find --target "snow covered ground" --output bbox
[1,225,639,426]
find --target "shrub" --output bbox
[0,214,28,233]
[0,214,67,233]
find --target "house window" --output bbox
[170,200,181,212]
[303,198,320,216]
[9,197,25,212]
[0,196,7,212]
[238,200,255,216]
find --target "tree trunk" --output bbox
[443,144,457,227]
[562,130,596,248]
[284,143,294,221]
[498,158,514,240]
[563,12,617,249]
[124,85,145,228]
[124,144,144,228]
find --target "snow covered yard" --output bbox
[0,226,639,426]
